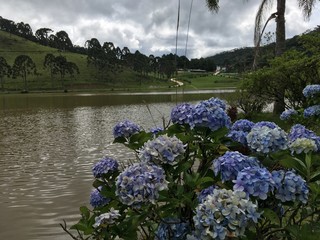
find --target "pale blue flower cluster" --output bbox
[197,185,217,203]
[302,84,320,98]
[193,189,260,240]
[155,218,190,240]
[233,167,275,200]
[246,123,288,153]
[272,170,309,204]
[112,120,141,138]
[192,100,231,131]
[289,137,318,154]
[90,188,110,208]
[93,208,120,228]
[304,105,320,118]
[115,162,168,208]
[92,156,119,178]
[280,109,298,121]
[213,151,260,182]
[288,124,320,150]
[139,134,186,165]
[227,119,254,145]
[170,103,194,126]
[170,98,231,131]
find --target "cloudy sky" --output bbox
[1,0,319,59]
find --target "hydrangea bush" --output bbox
[63,95,320,239]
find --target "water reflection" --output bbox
[0,92,231,240]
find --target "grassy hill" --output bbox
[0,30,241,92]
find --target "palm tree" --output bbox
[253,0,317,113]
[206,0,318,113]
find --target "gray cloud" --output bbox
[1,0,319,58]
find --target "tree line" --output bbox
[0,16,217,81]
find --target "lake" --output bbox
[0,91,232,240]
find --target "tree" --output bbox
[35,28,53,45]
[51,55,79,90]
[43,53,56,87]
[55,31,73,51]
[0,56,11,91]
[12,55,36,92]
[16,22,33,40]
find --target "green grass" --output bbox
[177,72,241,90]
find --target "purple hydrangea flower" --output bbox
[197,185,218,203]
[138,134,186,165]
[115,163,168,208]
[93,208,121,228]
[200,97,227,111]
[155,218,190,240]
[171,103,194,126]
[304,105,320,118]
[302,84,320,98]
[227,119,255,146]
[113,120,141,138]
[272,170,309,204]
[280,109,298,121]
[231,119,255,132]
[253,121,278,129]
[246,124,288,153]
[288,124,320,150]
[192,101,231,131]
[233,167,275,200]
[193,189,260,240]
[90,188,111,208]
[212,151,260,182]
[149,126,164,135]
[92,156,119,178]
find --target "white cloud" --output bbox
[1,0,319,59]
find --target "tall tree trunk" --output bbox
[273,0,286,114]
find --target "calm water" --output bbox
[0,91,230,240]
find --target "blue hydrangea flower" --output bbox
[288,124,320,150]
[233,167,275,200]
[90,188,111,208]
[155,218,190,240]
[280,109,298,121]
[231,119,255,132]
[253,121,278,129]
[115,162,168,208]
[197,185,218,203]
[92,156,119,178]
[171,103,194,126]
[227,119,254,146]
[302,84,320,98]
[138,134,186,165]
[113,120,141,138]
[272,170,309,204]
[213,151,260,182]
[246,124,288,153]
[193,189,260,240]
[200,97,227,111]
[149,126,164,135]
[192,101,231,131]
[304,105,320,118]
[93,208,121,228]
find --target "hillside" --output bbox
[0,30,167,91]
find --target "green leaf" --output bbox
[262,208,280,225]
[310,170,320,182]
[80,206,90,219]
[279,157,307,177]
